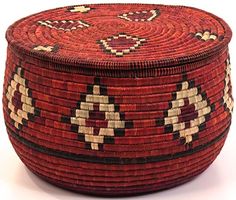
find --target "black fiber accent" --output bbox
[85,142,91,150]
[205,114,211,121]
[34,108,41,117]
[156,118,164,126]
[163,110,168,117]
[25,79,29,87]
[76,101,81,108]
[22,119,27,126]
[207,99,211,105]
[199,123,206,131]
[197,86,202,94]
[98,144,103,151]
[114,105,120,112]
[18,124,23,130]
[71,125,78,132]
[189,80,195,88]
[173,132,180,140]
[119,32,126,35]
[192,134,199,141]
[164,124,173,133]
[70,109,76,116]
[109,96,115,104]
[180,137,186,145]
[125,121,134,128]
[7,125,229,165]
[28,113,35,121]
[176,83,182,91]
[104,136,115,144]
[61,116,71,123]
[210,104,215,111]
[87,84,93,93]
[114,129,125,137]
[120,112,125,120]
[31,99,36,107]
[218,35,224,41]
[168,101,172,109]
[100,86,107,95]
[28,90,32,97]
[171,92,177,100]
[80,94,86,102]
[224,103,227,110]
[220,98,224,105]
[202,91,207,99]
[78,133,85,141]
[52,44,59,53]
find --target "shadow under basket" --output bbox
[3,3,233,196]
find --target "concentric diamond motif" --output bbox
[62,84,125,151]
[118,9,160,22]
[6,67,39,130]
[38,20,90,31]
[98,33,146,57]
[157,80,214,145]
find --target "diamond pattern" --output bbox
[118,9,160,22]
[222,59,233,113]
[6,67,39,130]
[157,80,213,145]
[64,84,125,151]
[38,20,90,31]
[98,33,146,57]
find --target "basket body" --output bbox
[3,4,233,196]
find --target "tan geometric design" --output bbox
[38,20,90,31]
[68,5,91,13]
[195,31,217,41]
[33,45,58,52]
[6,67,36,130]
[70,85,125,150]
[98,33,146,57]
[222,59,234,113]
[118,9,160,22]
[163,81,212,144]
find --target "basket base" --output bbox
[7,127,228,196]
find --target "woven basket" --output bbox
[3,4,233,196]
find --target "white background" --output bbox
[0,1,235,200]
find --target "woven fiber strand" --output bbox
[3,3,233,196]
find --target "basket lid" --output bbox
[6,4,232,70]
